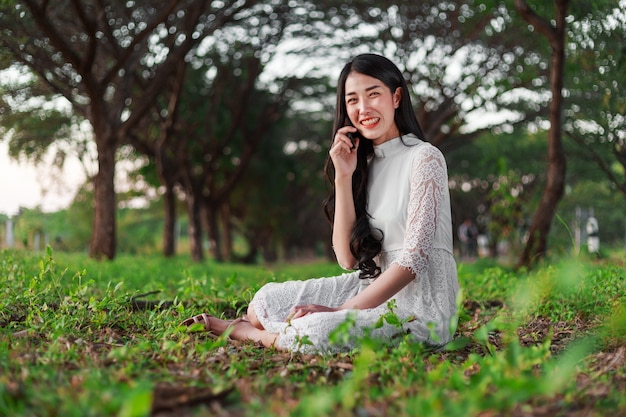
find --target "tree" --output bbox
[446,129,545,258]
[513,0,569,268]
[0,0,254,259]
[0,69,97,211]
[564,3,626,198]
[127,61,187,258]
[126,0,346,262]
[0,75,73,163]
[170,53,295,262]
[230,90,334,263]
[325,1,545,153]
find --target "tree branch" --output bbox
[514,0,557,42]
[100,0,181,87]
[23,0,83,72]
[566,131,626,196]
[70,0,97,74]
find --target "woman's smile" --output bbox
[344,72,401,145]
[361,117,380,127]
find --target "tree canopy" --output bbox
[1,0,624,265]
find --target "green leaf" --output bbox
[117,383,153,417]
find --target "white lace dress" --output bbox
[249,134,459,353]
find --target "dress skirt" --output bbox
[248,248,459,353]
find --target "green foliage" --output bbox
[447,124,626,260]
[555,180,626,248]
[116,207,162,255]
[2,0,625,267]
[1,249,625,416]
[0,70,75,163]
[509,258,626,323]
[564,0,626,195]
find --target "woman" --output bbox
[181,54,459,353]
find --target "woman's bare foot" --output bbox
[181,314,279,348]
[207,316,248,336]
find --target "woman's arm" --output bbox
[332,175,358,269]
[287,265,414,320]
[329,127,359,269]
[340,264,414,309]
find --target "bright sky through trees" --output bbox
[0,141,84,216]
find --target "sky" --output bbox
[0,142,84,217]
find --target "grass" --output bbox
[1,247,625,416]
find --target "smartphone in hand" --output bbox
[347,131,356,149]
[345,118,357,149]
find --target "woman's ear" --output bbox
[393,87,402,109]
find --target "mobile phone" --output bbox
[345,118,356,149]
[347,131,356,148]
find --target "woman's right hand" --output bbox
[329,126,359,179]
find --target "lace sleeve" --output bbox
[394,144,448,277]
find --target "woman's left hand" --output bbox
[286,304,339,321]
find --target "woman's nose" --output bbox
[357,100,370,114]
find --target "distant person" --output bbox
[458,218,478,259]
[586,216,599,255]
[181,54,459,353]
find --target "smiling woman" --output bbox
[181,54,459,354]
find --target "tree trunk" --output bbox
[489,240,499,259]
[186,192,204,262]
[162,182,176,257]
[207,205,223,262]
[516,0,569,268]
[220,203,233,262]
[90,140,117,259]
[264,243,278,263]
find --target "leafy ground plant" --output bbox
[1,248,625,416]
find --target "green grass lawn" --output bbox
[1,248,625,416]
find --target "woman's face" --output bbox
[344,71,401,146]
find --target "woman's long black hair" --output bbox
[323,54,426,279]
